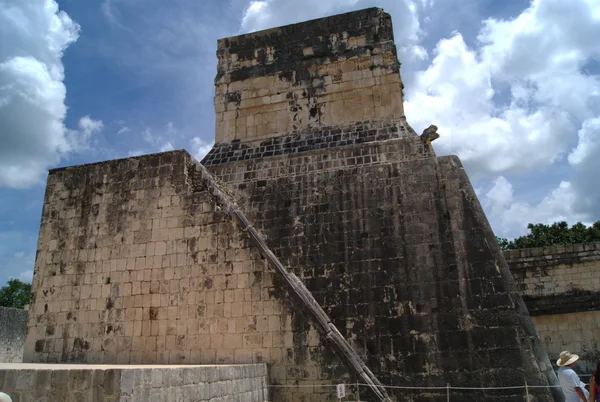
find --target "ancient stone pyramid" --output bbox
[25,7,560,401]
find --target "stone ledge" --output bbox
[200,129,435,186]
[523,291,600,316]
[0,363,269,402]
[202,118,418,165]
[504,242,600,270]
[216,7,395,79]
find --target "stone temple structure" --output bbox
[23,7,561,401]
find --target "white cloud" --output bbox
[477,0,600,123]
[484,176,513,217]
[141,122,178,153]
[483,176,588,237]
[18,270,33,283]
[406,0,600,174]
[79,115,104,135]
[190,137,214,161]
[117,126,131,135]
[66,115,104,152]
[128,150,144,157]
[569,118,600,167]
[405,32,574,177]
[404,0,600,235]
[240,1,271,32]
[568,117,600,214]
[101,0,120,27]
[0,0,90,188]
[159,142,174,152]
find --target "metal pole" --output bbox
[525,380,529,401]
[447,383,450,402]
[356,381,360,402]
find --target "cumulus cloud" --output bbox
[117,126,131,135]
[18,269,33,283]
[190,137,214,161]
[569,118,600,167]
[568,118,600,214]
[159,142,174,152]
[0,0,100,188]
[484,176,588,237]
[405,0,600,234]
[141,122,179,153]
[405,33,575,176]
[66,115,104,152]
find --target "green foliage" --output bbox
[497,220,600,250]
[0,279,32,309]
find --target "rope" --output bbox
[267,383,565,390]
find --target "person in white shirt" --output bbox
[556,350,589,402]
[0,392,12,402]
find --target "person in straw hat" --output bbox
[556,350,589,402]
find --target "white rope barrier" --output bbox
[267,382,565,390]
[267,381,570,402]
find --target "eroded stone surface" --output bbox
[214,8,404,143]
[0,308,27,363]
[0,363,268,402]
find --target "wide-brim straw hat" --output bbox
[557,351,579,367]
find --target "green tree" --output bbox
[0,279,32,309]
[497,220,600,250]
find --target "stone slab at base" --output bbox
[0,308,27,363]
[0,363,269,402]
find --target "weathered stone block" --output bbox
[214,8,404,143]
[0,308,28,363]
[0,364,269,402]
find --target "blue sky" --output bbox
[1,0,599,284]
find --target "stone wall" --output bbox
[0,363,268,401]
[24,150,291,367]
[0,308,28,363]
[214,7,404,143]
[505,242,600,372]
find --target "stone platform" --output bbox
[0,363,268,402]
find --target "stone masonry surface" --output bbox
[0,308,28,363]
[0,363,268,402]
[206,144,559,401]
[24,7,560,402]
[214,8,404,143]
[25,145,558,401]
[203,119,416,166]
[189,159,391,400]
[505,242,600,372]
